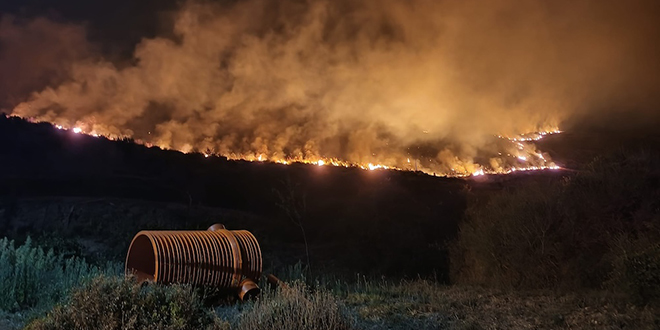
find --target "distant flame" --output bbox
[472,169,485,177]
[14,115,562,178]
[498,130,562,142]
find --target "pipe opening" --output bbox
[238,279,260,301]
[126,234,156,282]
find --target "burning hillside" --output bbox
[28,118,561,177]
[5,0,660,177]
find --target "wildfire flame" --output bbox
[6,0,659,181]
[19,115,562,178]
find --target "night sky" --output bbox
[1,0,180,57]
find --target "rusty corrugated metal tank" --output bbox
[125,223,262,300]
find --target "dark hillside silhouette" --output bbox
[0,115,469,277]
[4,113,653,279]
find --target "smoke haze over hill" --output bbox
[4,0,660,174]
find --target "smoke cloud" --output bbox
[8,0,660,175]
[0,15,91,109]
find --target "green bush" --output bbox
[450,182,570,288]
[450,150,660,290]
[237,281,353,330]
[622,248,660,305]
[0,237,111,312]
[608,235,660,305]
[25,276,228,330]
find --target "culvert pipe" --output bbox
[125,223,262,300]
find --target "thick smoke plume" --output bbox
[0,15,91,109]
[8,0,660,175]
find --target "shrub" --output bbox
[450,150,660,290]
[237,281,353,330]
[607,234,660,305]
[25,276,228,330]
[449,177,613,289]
[0,237,111,312]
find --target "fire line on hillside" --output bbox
[15,115,562,178]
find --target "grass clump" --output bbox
[236,281,353,330]
[345,279,451,330]
[345,279,659,329]
[0,237,111,313]
[25,276,228,330]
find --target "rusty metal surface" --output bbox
[125,223,262,298]
[238,278,260,301]
[266,274,288,290]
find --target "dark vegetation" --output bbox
[1,114,660,329]
[452,151,660,298]
[0,114,467,278]
[24,276,228,330]
[0,237,114,313]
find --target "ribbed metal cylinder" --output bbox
[125,225,262,290]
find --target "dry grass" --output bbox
[344,280,659,330]
[12,274,660,330]
[235,281,353,330]
[24,276,228,330]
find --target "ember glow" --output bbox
[23,117,561,177]
[498,130,562,142]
